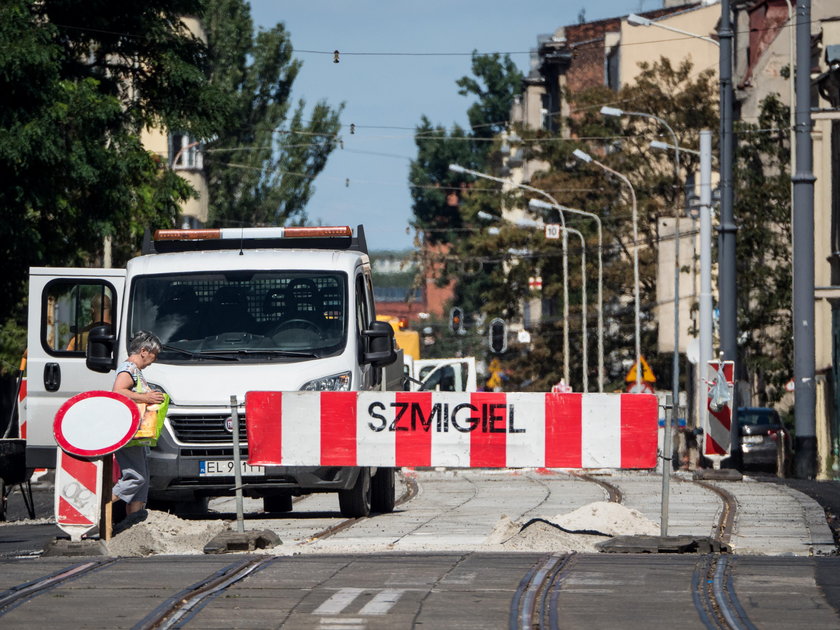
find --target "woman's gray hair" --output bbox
[129,330,162,356]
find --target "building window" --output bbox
[169,133,203,170]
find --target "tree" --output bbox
[445,58,720,391]
[456,52,524,157]
[733,95,792,403]
[203,0,343,227]
[408,54,522,363]
[0,0,226,371]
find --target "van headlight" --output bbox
[300,372,352,391]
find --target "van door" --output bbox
[413,358,478,392]
[26,268,125,467]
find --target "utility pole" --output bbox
[698,131,713,443]
[792,0,816,478]
[718,0,740,467]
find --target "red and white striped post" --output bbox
[704,360,735,469]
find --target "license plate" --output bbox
[743,435,763,444]
[199,460,265,477]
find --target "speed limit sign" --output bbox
[545,224,561,239]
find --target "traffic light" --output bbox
[450,307,464,333]
[489,318,507,354]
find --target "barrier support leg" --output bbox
[99,456,113,542]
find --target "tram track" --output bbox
[693,479,738,547]
[300,469,419,545]
[692,555,757,630]
[509,553,576,630]
[0,557,120,616]
[133,556,278,630]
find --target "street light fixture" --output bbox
[626,13,720,47]
[572,148,641,388]
[529,198,604,393]
[600,105,682,417]
[449,163,572,386]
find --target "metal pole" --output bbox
[602,109,681,405]
[557,205,604,393]
[792,0,816,478]
[661,394,673,537]
[566,227,588,392]
[718,0,739,466]
[449,165,574,387]
[589,158,642,388]
[230,395,245,533]
[699,131,714,446]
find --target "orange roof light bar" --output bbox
[154,226,353,241]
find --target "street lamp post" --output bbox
[530,198,604,393]
[601,105,682,413]
[509,218,589,393]
[572,149,642,389]
[450,163,572,385]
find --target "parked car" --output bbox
[737,407,793,472]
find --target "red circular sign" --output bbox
[53,391,141,458]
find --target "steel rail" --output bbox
[694,480,737,547]
[301,470,419,545]
[133,557,276,630]
[571,471,623,504]
[0,557,119,615]
[692,555,757,630]
[508,553,576,630]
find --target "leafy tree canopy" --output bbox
[203,0,343,227]
[0,0,227,370]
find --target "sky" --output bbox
[249,0,656,251]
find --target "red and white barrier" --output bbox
[246,391,658,469]
[704,360,734,458]
[54,450,102,541]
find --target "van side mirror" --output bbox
[362,320,397,367]
[86,324,116,373]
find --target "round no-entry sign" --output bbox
[54,391,140,458]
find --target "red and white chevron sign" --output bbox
[704,360,735,457]
[245,391,658,469]
[54,449,102,541]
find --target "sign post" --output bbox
[53,392,140,541]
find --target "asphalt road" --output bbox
[2,469,840,628]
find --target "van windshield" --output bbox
[128,271,347,362]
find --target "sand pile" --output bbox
[485,502,659,552]
[552,501,660,537]
[105,509,228,557]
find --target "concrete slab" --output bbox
[597,534,728,554]
[693,469,743,481]
[203,528,281,553]
[41,539,109,557]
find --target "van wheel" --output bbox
[263,494,293,513]
[371,467,396,513]
[338,468,371,518]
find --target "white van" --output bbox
[26,225,398,517]
[404,356,478,393]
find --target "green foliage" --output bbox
[0,0,225,371]
[410,53,522,242]
[733,94,792,402]
[409,117,476,240]
[456,52,524,153]
[203,0,343,227]
[436,58,720,391]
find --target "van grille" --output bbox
[169,414,247,444]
